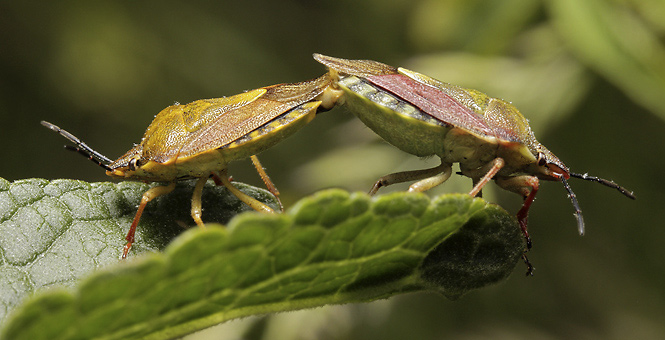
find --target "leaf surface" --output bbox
[0,178,524,339]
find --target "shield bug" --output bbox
[43,73,340,258]
[313,54,635,273]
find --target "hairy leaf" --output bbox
[0,177,279,323]
[0,178,524,339]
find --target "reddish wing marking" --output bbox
[366,74,496,138]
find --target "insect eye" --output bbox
[128,158,139,171]
[537,153,547,166]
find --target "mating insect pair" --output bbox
[43,54,635,268]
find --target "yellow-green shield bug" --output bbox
[43,73,340,258]
[314,54,635,274]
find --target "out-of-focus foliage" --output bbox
[1,0,663,339]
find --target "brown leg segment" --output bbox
[468,157,505,197]
[495,173,540,251]
[495,174,539,275]
[122,182,176,259]
[515,177,539,250]
[477,159,537,276]
[522,254,534,276]
[210,172,224,186]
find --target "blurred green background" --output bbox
[1,0,664,339]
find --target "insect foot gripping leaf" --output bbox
[313,54,635,274]
[1,189,525,340]
[41,73,339,258]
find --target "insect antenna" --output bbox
[560,176,585,236]
[41,121,113,171]
[569,172,636,200]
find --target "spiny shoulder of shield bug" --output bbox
[43,54,634,269]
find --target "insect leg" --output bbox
[369,160,452,195]
[122,182,176,259]
[496,175,539,250]
[407,162,452,193]
[191,176,208,227]
[250,155,284,212]
[515,177,538,250]
[210,172,224,186]
[468,158,505,197]
[217,169,275,213]
[522,254,534,276]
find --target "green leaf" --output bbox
[0,178,524,340]
[0,177,279,324]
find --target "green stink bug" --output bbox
[314,54,635,272]
[43,73,340,258]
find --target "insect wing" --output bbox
[315,54,511,142]
[177,74,332,158]
[139,89,266,163]
[313,53,397,78]
[365,73,497,139]
[180,89,267,135]
[396,67,531,145]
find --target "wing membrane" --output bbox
[178,74,331,158]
